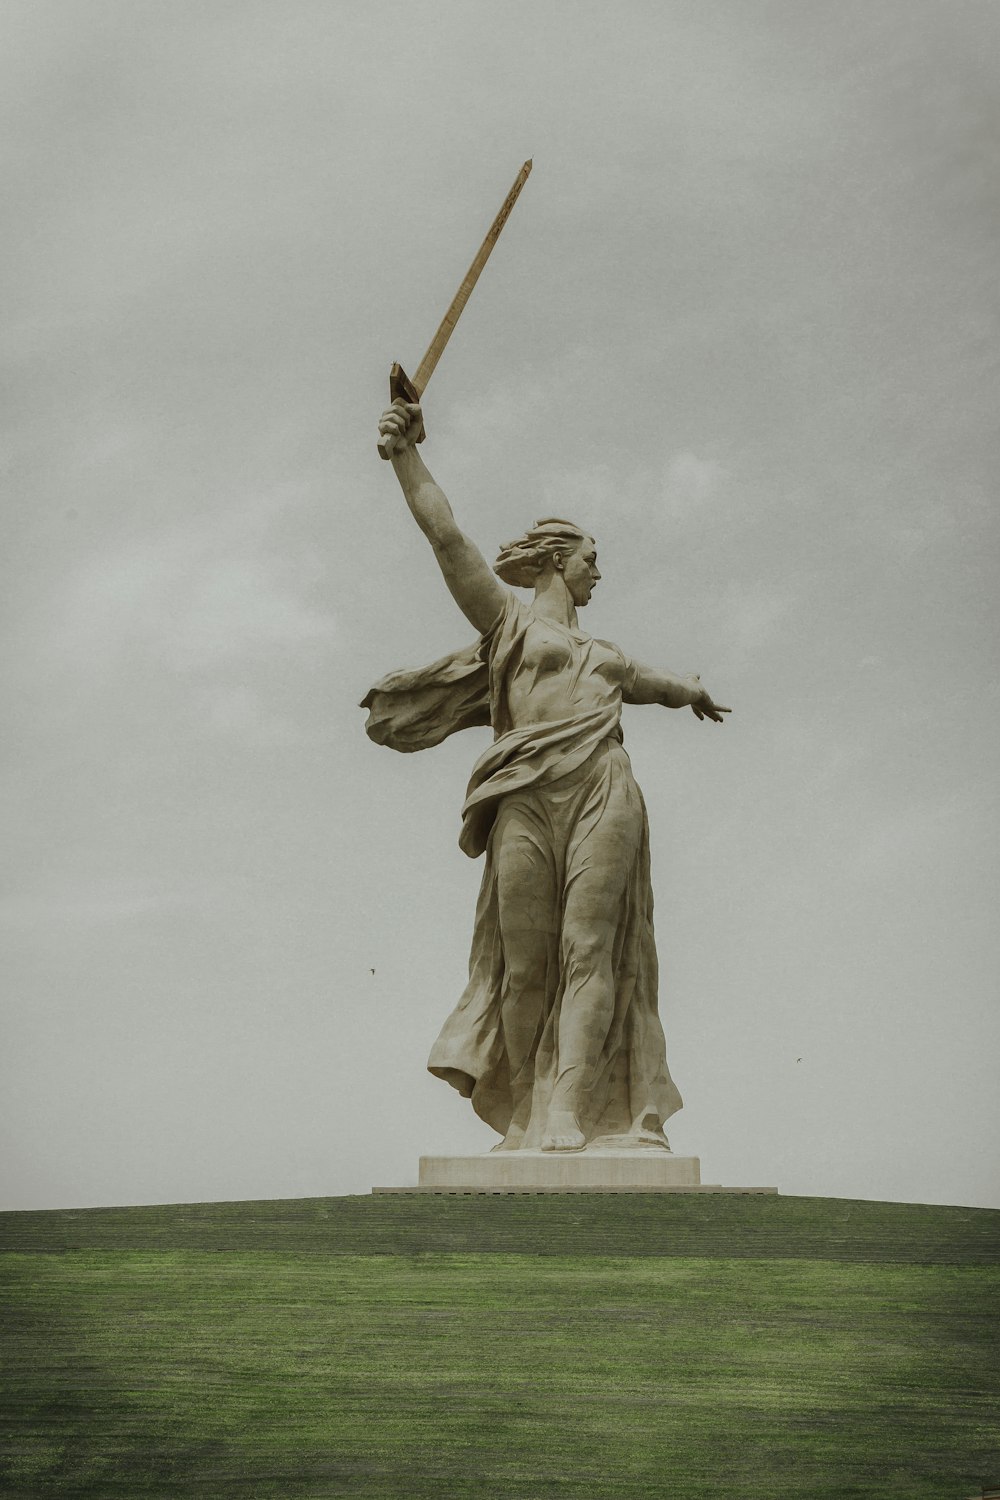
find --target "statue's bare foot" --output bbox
[490,1095,532,1152]
[541,1111,586,1152]
[491,1123,526,1152]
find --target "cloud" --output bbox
[47,492,337,677]
[539,463,618,530]
[719,580,799,655]
[662,450,730,523]
[537,447,732,539]
[202,684,309,747]
[433,369,554,470]
[0,877,199,932]
[852,774,998,884]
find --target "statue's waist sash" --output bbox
[459,703,623,858]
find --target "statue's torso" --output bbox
[504,610,629,729]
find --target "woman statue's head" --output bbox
[494,518,600,605]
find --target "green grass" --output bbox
[2,1195,998,1499]
[3,1191,998,1262]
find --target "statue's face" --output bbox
[559,538,601,606]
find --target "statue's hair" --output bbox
[493,518,593,588]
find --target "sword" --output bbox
[377,158,533,459]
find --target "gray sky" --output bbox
[3,0,998,1211]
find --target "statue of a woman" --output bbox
[364,399,730,1154]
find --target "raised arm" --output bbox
[378,400,506,635]
[625,660,731,723]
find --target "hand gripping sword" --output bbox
[377,159,533,459]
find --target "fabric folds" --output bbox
[361,590,683,1146]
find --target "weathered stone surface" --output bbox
[418,1150,703,1191]
[368,405,731,1154]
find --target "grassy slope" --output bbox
[2,1195,998,1500]
[3,1191,999,1260]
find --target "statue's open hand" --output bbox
[378,399,422,450]
[686,675,731,723]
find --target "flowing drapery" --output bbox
[362,592,682,1144]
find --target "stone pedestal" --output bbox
[420,1148,701,1192]
[372,1149,778,1194]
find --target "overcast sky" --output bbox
[3,0,998,1211]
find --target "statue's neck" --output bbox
[531,572,578,630]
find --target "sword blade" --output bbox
[411,158,532,396]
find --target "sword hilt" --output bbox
[377,363,425,460]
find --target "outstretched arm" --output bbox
[378,400,506,635]
[625,660,731,723]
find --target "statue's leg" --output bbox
[493,797,557,1148]
[544,771,643,1150]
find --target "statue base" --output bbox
[372,1149,779,1194]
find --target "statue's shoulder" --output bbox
[484,588,530,640]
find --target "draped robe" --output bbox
[361,591,682,1146]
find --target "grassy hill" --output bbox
[2,1193,998,1499]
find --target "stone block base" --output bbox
[372,1150,779,1195]
[421,1148,701,1192]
